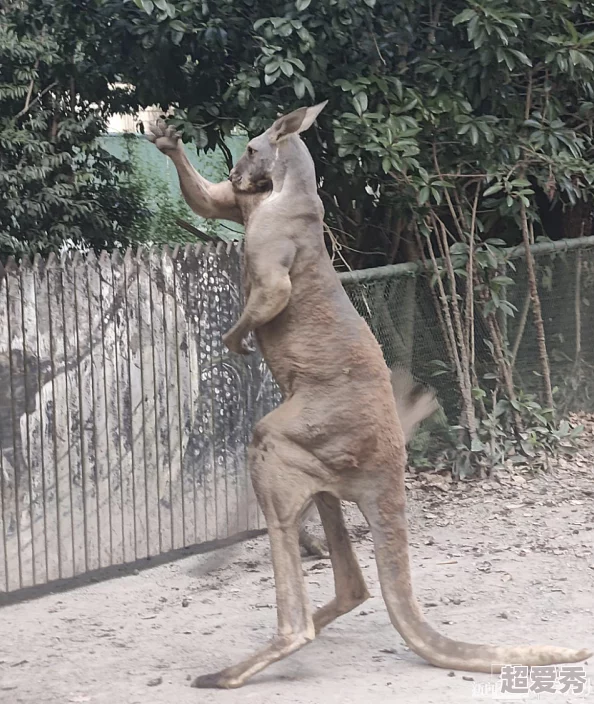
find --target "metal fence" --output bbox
[341,236,594,422]
[2,237,594,594]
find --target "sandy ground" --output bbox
[1,444,593,704]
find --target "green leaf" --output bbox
[264,70,280,85]
[452,8,476,25]
[498,301,517,317]
[169,20,186,32]
[491,275,515,286]
[296,26,311,44]
[289,57,306,70]
[418,186,430,205]
[301,76,315,100]
[140,0,154,14]
[253,18,269,30]
[483,183,502,197]
[450,242,468,255]
[333,79,352,91]
[511,50,532,67]
[264,59,281,74]
[353,92,368,116]
[293,77,305,99]
[295,0,312,10]
[280,61,294,77]
[471,437,485,452]
[195,128,208,149]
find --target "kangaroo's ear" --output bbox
[268,101,328,143]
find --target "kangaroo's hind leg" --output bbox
[192,416,321,689]
[311,492,370,633]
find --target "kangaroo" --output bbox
[148,103,591,689]
[297,365,440,558]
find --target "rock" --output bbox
[147,677,163,687]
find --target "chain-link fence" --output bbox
[341,237,594,421]
[1,237,593,594]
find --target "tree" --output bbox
[0,1,149,260]
[5,0,594,264]
[84,0,594,264]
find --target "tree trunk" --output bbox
[520,204,554,411]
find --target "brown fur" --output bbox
[148,107,591,689]
[297,365,439,558]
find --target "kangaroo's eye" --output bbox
[247,146,255,156]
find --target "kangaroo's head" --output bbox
[229,101,327,194]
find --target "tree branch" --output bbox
[15,81,58,120]
[520,203,554,411]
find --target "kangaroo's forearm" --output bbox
[223,241,296,355]
[168,150,243,225]
[230,276,292,339]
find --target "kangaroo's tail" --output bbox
[390,366,439,444]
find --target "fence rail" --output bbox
[1,237,594,594]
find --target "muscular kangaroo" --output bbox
[148,104,591,689]
[297,365,440,557]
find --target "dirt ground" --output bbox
[1,424,594,704]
